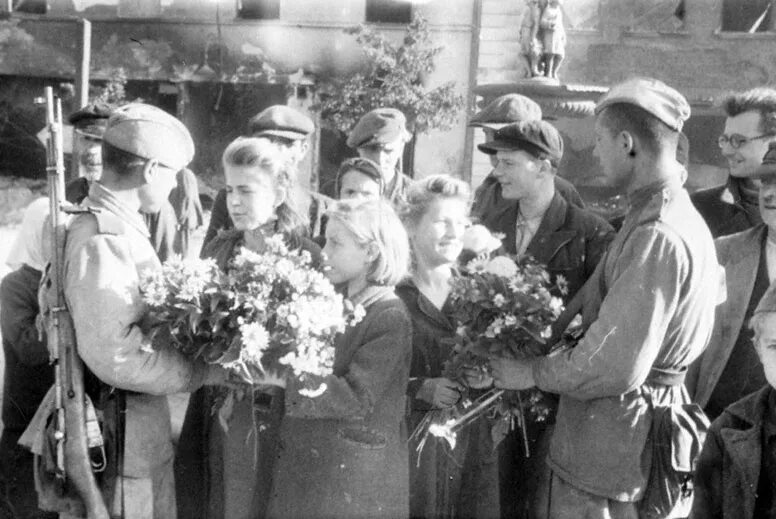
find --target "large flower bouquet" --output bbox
[139,235,363,398]
[411,226,566,453]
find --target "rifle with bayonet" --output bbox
[40,86,109,519]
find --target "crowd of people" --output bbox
[1,75,776,519]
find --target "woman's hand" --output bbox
[416,378,464,408]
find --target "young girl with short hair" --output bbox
[266,198,413,519]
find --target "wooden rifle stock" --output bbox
[43,86,109,519]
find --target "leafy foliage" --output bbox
[315,13,465,135]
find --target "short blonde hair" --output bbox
[222,136,309,234]
[400,174,472,230]
[326,198,409,286]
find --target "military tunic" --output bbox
[65,182,207,518]
[533,177,719,502]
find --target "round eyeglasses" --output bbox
[717,133,771,149]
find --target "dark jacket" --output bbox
[479,190,614,300]
[266,286,412,519]
[690,180,761,238]
[0,265,56,519]
[692,385,776,519]
[396,279,499,519]
[175,228,321,519]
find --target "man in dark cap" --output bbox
[490,77,719,517]
[469,93,585,223]
[692,87,776,237]
[687,141,776,423]
[476,118,613,518]
[65,102,112,203]
[346,107,412,204]
[202,104,328,249]
[692,278,776,518]
[51,103,226,518]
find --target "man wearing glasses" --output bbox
[692,87,776,237]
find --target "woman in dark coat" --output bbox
[0,197,56,519]
[175,137,320,519]
[266,198,413,519]
[397,175,500,518]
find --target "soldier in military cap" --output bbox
[62,103,227,518]
[346,107,412,204]
[489,78,720,517]
[468,93,585,226]
[687,141,776,423]
[476,119,613,517]
[203,104,330,249]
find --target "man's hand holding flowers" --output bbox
[462,365,494,389]
[417,377,465,408]
[490,357,536,390]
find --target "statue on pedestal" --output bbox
[520,0,566,81]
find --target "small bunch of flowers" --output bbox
[139,235,363,396]
[418,228,566,451]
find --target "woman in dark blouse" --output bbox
[397,175,500,519]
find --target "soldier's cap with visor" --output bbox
[469,94,543,130]
[102,103,194,171]
[68,102,113,141]
[346,108,411,149]
[594,77,691,132]
[248,105,315,141]
[477,119,564,164]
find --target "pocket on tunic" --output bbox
[337,425,387,450]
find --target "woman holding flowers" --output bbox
[175,137,321,519]
[266,198,413,519]
[397,175,500,519]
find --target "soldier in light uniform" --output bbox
[63,104,226,518]
[490,78,719,517]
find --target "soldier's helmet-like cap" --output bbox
[469,94,543,129]
[477,119,563,162]
[595,77,691,132]
[103,103,194,171]
[248,105,315,141]
[68,102,113,140]
[753,141,776,178]
[346,108,411,149]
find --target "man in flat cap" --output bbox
[692,87,776,237]
[469,94,585,226]
[687,141,776,424]
[60,103,226,518]
[346,107,412,204]
[477,119,613,517]
[65,102,112,203]
[489,77,720,518]
[203,104,329,249]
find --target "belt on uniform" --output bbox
[646,366,687,387]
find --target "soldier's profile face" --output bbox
[224,164,284,231]
[594,117,629,190]
[139,164,177,212]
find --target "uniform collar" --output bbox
[87,182,149,237]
